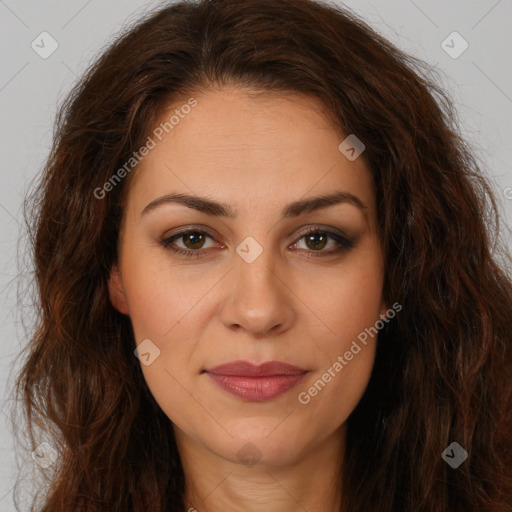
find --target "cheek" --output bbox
[119,247,215,403]
[295,246,385,352]
[327,273,384,347]
[120,243,211,341]
[120,257,207,430]
[295,277,382,432]
[293,250,384,424]
[296,343,377,441]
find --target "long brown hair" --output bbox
[13,0,512,510]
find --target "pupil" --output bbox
[185,233,204,249]
[307,233,327,250]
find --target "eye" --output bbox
[160,229,220,258]
[159,226,355,259]
[290,227,355,257]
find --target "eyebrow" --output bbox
[141,190,367,218]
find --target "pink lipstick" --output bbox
[203,361,308,401]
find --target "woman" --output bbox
[15,0,512,510]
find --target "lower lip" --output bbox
[205,372,308,401]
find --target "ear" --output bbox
[108,264,130,315]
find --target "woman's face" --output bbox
[109,86,387,467]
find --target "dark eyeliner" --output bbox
[159,226,356,258]
[159,229,216,258]
[294,227,355,258]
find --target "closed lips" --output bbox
[203,360,308,376]
[203,361,309,402]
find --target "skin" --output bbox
[108,85,387,512]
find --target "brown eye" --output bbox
[181,232,207,250]
[160,226,355,259]
[304,232,329,251]
[292,228,355,256]
[160,229,218,258]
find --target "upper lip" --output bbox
[203,360,308,377]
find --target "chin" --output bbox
[201,420,315,467]
[215,438,303,468]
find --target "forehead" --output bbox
[123,86,376,224]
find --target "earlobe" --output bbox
[108,265,130,315]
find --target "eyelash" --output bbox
[159,226,355,259]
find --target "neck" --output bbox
[177,425,346,512]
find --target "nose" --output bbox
[219,243,296,337]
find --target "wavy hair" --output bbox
[13,0,512,510]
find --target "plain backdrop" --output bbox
[1,0,511,509]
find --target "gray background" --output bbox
[1,0,511,509]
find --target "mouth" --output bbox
[202,360,309,402]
